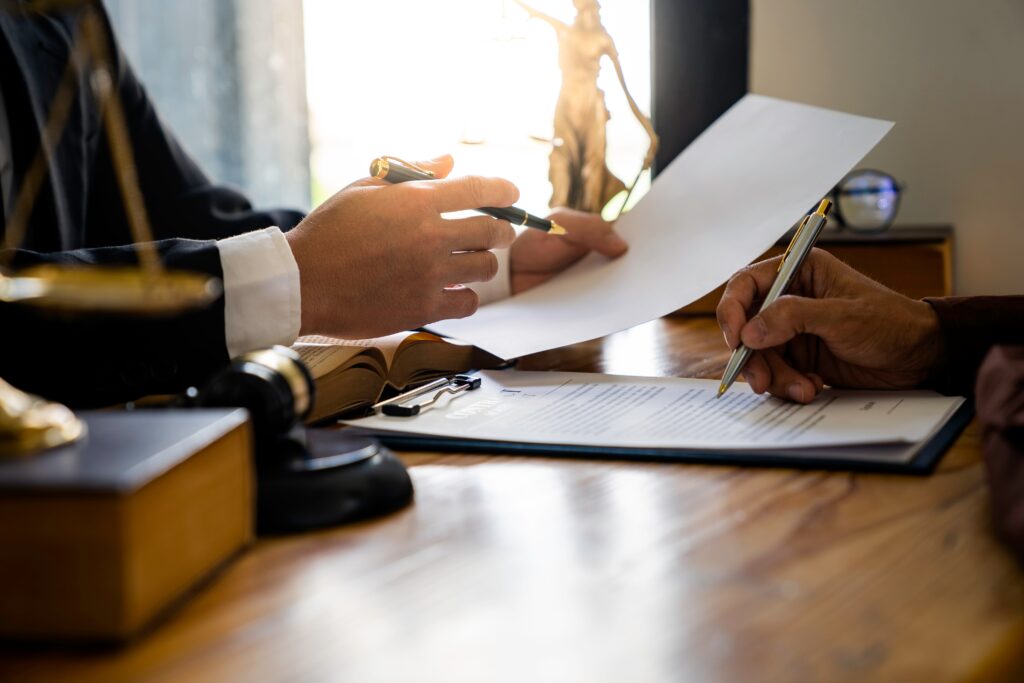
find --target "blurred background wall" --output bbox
[105,0,312,211]
[750,0,1024,295]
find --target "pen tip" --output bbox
[548,222,568,236]
[716,385,726,399]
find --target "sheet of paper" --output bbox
[428,95,893,359]
[343,371,963,451]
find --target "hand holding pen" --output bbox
[717,199,833,399]
[282,153,627,342]
[371,156,629,294]
[715,240,945,404]
[284,155,519,339]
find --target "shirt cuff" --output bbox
[468,248,511,306]
[217,226,301,358]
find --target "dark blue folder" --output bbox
[357,400,974,476]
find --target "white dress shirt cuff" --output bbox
[217,226,301,358]
[469,248,511,306]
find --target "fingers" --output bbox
[717,290,749,350]
[441,216,515,251]
[549,208,628,257]
[430,175,520,214]
[446,250,500,285]
[727,258,787,304]
[739,295,844,350]
[413,155,455,179]
[433,286,479,321]
[762,350,820,403]
[718,249,845,349]
[743,350,820,403]
[717,261,780,349]
[741,352,772,394]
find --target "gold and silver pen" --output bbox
[717,198,834,399]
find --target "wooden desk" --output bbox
[3,318,1023,682]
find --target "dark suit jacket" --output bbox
[0,5,303,407]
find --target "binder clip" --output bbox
[373,375,482,417]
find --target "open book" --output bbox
[293,332,503,422]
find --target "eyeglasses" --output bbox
[828,169,905,232]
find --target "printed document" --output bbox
[344,371,964,451]
[429,95,893,359]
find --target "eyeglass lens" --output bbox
[837,171,900,230]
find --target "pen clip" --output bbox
[778,214,811,273]
[373,374,482,417]
[381,156,436,178]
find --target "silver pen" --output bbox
[717,198,834,398]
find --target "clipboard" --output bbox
[348,399,974,476]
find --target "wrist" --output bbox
[285,228,319,337]
[910,299,946,382]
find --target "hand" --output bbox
[286,156,518,338]
[716,248,945,403]
[509,208,628,294]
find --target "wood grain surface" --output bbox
[2,318,1022,683]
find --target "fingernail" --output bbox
[788,383,805,402]
[721,324,733,347]
[742,368,755,385]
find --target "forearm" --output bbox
[924,296,1024,396]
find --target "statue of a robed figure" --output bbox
[516,0,659,214]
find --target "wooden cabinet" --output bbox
[678,226,954,315]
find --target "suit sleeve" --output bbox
[2,238,230,408]
[0,8,304,407]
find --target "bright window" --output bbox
[303,0,652,215]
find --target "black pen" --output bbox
[369,156,567,235]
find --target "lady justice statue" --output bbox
[516,0,659,214]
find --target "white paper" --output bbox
[429,95,893,359]
[344,371,964,452]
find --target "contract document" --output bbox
[429,95,893,360]
[345,371,967,465]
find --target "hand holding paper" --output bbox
[429,95,893,359]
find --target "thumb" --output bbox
[412,154,455,179]
[354,155,455,188]
[740,295,845,349]
[551,208,628,257]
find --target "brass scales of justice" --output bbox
[0,0,221,456]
